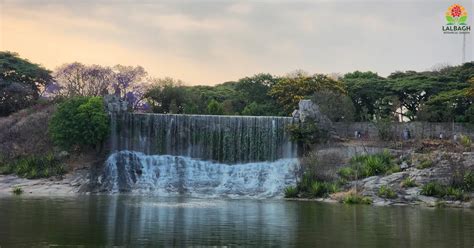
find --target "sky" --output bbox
[1,0,473,85]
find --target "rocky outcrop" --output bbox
[293,100,333,130]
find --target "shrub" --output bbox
[374,118,393,141]
[284,186,298,198]
[342,193,372,205]
[377,185,397,199]
[401,178,417,188]
[12,186,23,195]
[421,181,469,201]
[49,96,109,150]
[421,182,446,197]
[286,120,328,153]
[338,167,355,180]
[463,171,474,191]
[460,135,472,148]
[416,159,433,169]
[9,154,65,179]
[445,187,466,201]
[346,150,395,179]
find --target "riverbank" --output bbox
[0,168,89,196]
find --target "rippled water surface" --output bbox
[0,196,473,247]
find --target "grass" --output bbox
[416,159,433,169]
[286,171,342,199]
[341,193,373,205]
[401,178,417,188]
[338,150,397,180]
[377,185,397,199]
[0,154,65,179]
[460,135,472,148]
[421,181,469,201]
[12,186,23,195]
[284,186,298,198]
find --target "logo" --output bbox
[445,4,468,25]
[443,4,471,34]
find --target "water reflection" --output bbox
[0,196,472,247]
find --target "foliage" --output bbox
[463,171,474,191]
[269,71,346,115]
[49,96,109,150]
[207,99,225,115]
[418,90,472,122]
[0,52,53,116]
[339,151,396,180]
[12,186,23,195]
[286,121,328,153]
[401,178,417,188]
[2,154,65,179]
[377,185,397,199]
[338,167,356,180]
[460,135,472,148]
[341,193,373,205]
[416,159,433,169]
[311,90,356,122]
[420,181,468,201]
[374,118,393,141]
[284,186,299,198]
[53,63,148,110]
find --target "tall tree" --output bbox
[0,51,53,116]
[270,71,345,115]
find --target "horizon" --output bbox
[1,0,473,85]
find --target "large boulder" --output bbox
[297,100,333,131]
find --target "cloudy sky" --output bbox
[1,0,473,85]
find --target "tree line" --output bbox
[1,51,473,123]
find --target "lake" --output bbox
[0,196,473,247]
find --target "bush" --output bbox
[12,186,23,195]
[416,159,433,169]
[401,178,417,188]
[421,182,446,197]
[286,121,328,153]
[49,96,109,150]
[342,193,372,205]
[343,150,395,179]
[309,181,339,198]
[463,171,474,191]
[460,135,472,148]
[284,186,298,198]
[445,187,466,201]
[374,118,393,141]
[6,154,65,179]
[421,181,469,201]
[378,185,397,199]
[338,167,355,180]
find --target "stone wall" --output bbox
[332,122,474,141]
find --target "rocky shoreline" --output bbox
[0,168,89,196]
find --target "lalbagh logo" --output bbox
[443,4,471,34]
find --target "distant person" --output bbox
[439,132,444,139]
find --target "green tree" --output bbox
[342,71,391,121]
[418,90,472,122]
[0,52,53,116]
[207,99,224,115]
[49,96,109,150]
[311,90,355,122]
[270,71,345,115]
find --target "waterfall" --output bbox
[100,113,299,197]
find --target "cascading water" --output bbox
[98,113,299,197]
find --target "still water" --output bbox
[0,196,473,247]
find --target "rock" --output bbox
[297,100,333,130]
[57,150,69,160]
[104,94,128,114]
